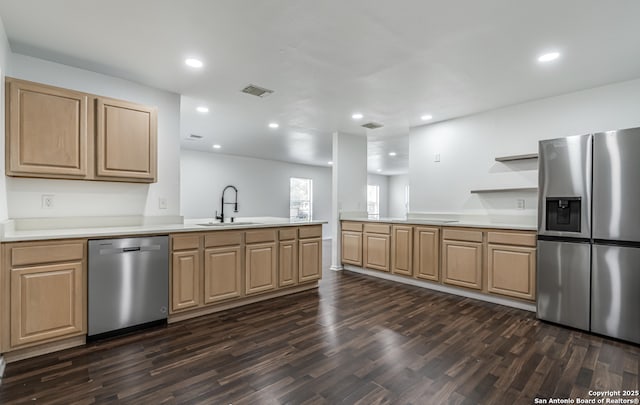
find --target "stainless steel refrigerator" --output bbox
[537,128,640,344]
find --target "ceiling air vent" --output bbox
[241,84,274,98]
[187,134,203,140]
[361,122,383,130]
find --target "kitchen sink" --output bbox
[196,222,261,227]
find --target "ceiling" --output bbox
[1,1,640,175]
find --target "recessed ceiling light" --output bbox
[376,169,382,172]
[185,58,203,68]
[196,106,209,113]
[268,122,279,129]
[212,144,221,149]
[328,161,333,165]
[537,52,560,63]
[388,152,397,157]
[352,113,363,120]
[421,114,433,121]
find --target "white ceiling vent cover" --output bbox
[187,134,203,140]
[361,122,383,129]
[241,84,274,97]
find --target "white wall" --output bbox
[389,174,409,218]
[0,17,11,220]
[366,174,389,218]
[181,150,332,238]
[5,53,181,219]
[409,77,640,217]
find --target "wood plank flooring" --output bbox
[1,241,638,404]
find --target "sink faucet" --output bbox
[215,185,238,223]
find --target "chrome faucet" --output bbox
[215,185,238,223]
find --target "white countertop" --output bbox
[341,216,537,231]
[0,217,327,242]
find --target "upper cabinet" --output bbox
[6,79,89,178]
[95,97,157,181]
[5,77,158,183]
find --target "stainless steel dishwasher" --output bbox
[88,236,169,338]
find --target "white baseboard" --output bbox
[343,265,536,312]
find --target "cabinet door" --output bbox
[414,227,440,281]
[246,242,277,295]
[487,244,536,300]
[6,78,88,178]
[363,233,390,272]
[279,240,298,287]
[299,238,322,283]
[95,97,157,182]
[341,231,362,266]
[171,250,201,312]
[391,225,413,276]
[203,246,242,304]
[11,262,84,348]
[442,240,483,290]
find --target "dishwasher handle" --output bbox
[98,244,162,255]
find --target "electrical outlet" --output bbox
[517,199,525,210]
[42,194,55,209]
[434,153,441,162]
[159,197,168,209]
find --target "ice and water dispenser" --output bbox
[545,197,581,233]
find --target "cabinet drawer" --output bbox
[279,228,298,241]
[204,231,243,247]
[442,228,483,243]
[245,229,276,244]
[363,223,391,235]
[341,222,363,232]
[11,242,85,266]
[299,225,322,239]
[171,234,201,251]
[487,231,536,247]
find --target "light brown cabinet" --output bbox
[298,225,323,283]
[203,232,243,304]
[442,229,483,290]
[170,235,201,313]
[391,225,413,276]
[6,78,89,178]
[278,229,298,287]
[245,242,277,295]
[487,231,537,301]
[2,240,86,351]
[363,224,390,272]
[95,97,157,181]
[5,77,157,183]
[414,226,440,282]
[341,231,363,266]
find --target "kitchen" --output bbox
[0,1,639,404]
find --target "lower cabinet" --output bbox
[341,231,363,266]
[413,226,440,281]
[245,242,277,295]
[442,240,483,290]
[299,237,322,282]
[278,239,298,287]
[487,230,537,301]
[363,224,391,272]
[171,249,201,312]
[204,245,242,304]
[391,225,413,276]
[2,240,86,351]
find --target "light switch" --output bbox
[159,198,168,209]
[434,153,441,162]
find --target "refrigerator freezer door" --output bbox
[593,128,640,242]
[537,240,591,331]
[592,244,640,344]
[538,134,592,239]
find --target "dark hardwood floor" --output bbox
[1,241,638,404]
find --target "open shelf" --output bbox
[495,153,538,162]
[470,187,538,194]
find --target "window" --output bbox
[367,184,380,219]
[290,177,312,221]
